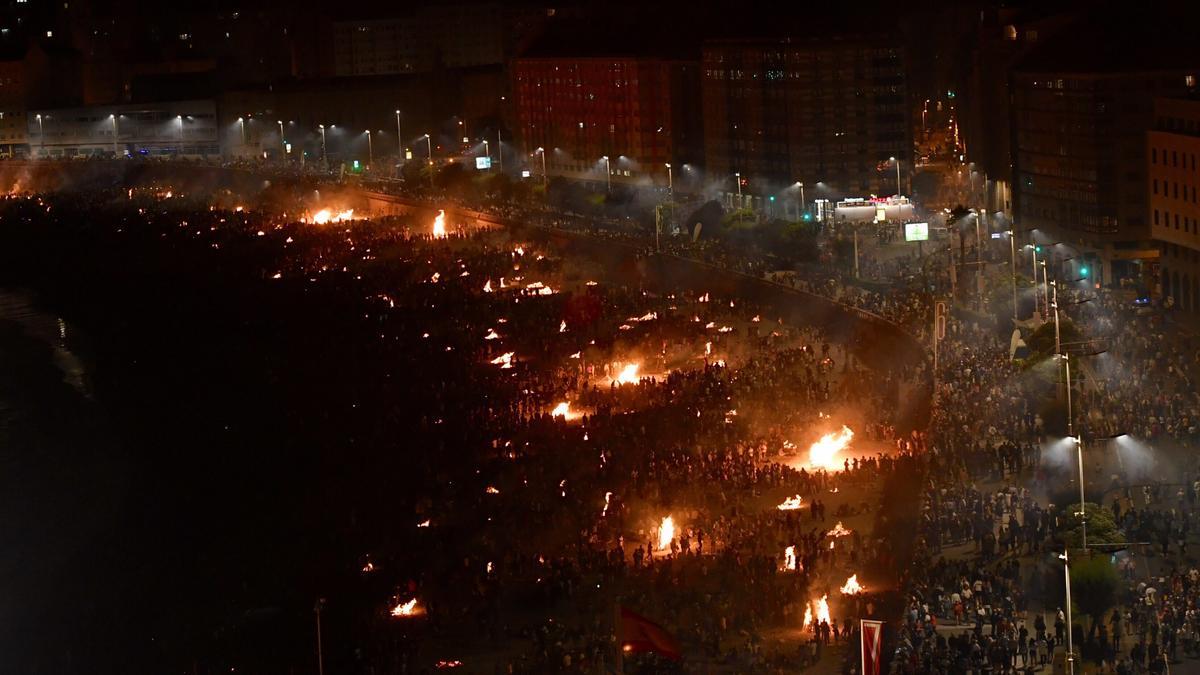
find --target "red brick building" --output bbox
[512,56,701,188]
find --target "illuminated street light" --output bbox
[278,120,285,158]
[601,155,611,193]
[238,116,246,144]
[734,171,742,200]
[394,110,403,163]
[318,124,327,163]
[889,156,901,196]
[423,133,433,188]
[536,146,547,187]
[365,129,373,167]
[665,162,673,195]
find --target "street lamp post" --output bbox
[36,114,44,156]
[1007,230,1018,322]
[424,134,433,188]
[536,147,547,187]
[496,130,503,172]
[315,598,326,675]
[278,120,286,158]
[394,110,403,161]
[238,117,246,145]
[483,139,490,171]
[1060,551,1076,675]
[111,114,119,156]
[1041,260,1050,318]
[601,155,611,193]
[890,156,901,196]
[366,130,373,167]
[318,124,327,163]
[735,172,742,201]
[665,162,673,197]
[176,115,184,156]
[798,182,805,219]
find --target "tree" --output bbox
[1060,502,1124,549]
[1069,554,1121,639]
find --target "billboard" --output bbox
[475,156,492,170]
[904,222,929,242]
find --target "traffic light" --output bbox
[803,213,812,221]
[1035,245,1042,253]
[769,195,776,202]
[1080,266,1089,278]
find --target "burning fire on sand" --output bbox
[657,515,675,551]
[840,574,864,595]
[391,598,425,618]
[432,209,447,238]
[808,425,854,470]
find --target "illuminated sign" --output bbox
[521,170,531,178]
[905,222,929,242]
[475,156,492,170]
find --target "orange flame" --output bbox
[551,402,571,418]
[808,426,854,470]
[776,495,803,510]
[783,545,797,571]
[840,574,864,595]
[391,598,425,618]
[657,515,675,551]
[803,595,831,630]
[615,363,640,384]
[432,210,447,237]
[490,352,514,368]
[827,521,852,537]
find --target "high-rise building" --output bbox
[700,36,909,211]
[1008,11,1200,287]
[512,55,701,188]
[1149,95,1200,310]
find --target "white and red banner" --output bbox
[860,619,883,675]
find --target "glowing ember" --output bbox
[840,574,864,595]
[391,598,425,618]
[490,352,514,368]
[417,519,431,528]
[827,521,853,537]
[615,363,640,384]
[551,402,571,418]
[485,486,500,494]
[484,329,500,340]
[776,495,803,510]
[808,425,854,470]
[657,516,676,551]
[432,209,447,238]
[483,280,493,292]
[603,491,612,516]
[783,545,797,571]
[362,561,375,572]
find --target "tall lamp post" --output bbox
[735,172,742,201]
[665,162,673,197]
[601,155,611,192]
[1060,551,1076,675]
[1007,230,1018,322]
[277,120,286,158]
[496,129,503,172]
[36,113,44,156]
[536,147,547,187]
[482,139,491,171]
[318,124,327,163]
[423,133,433,188]
[394,110,403,159]
[176,115,184,156]
[365,130,373,167]
[797,181,806,219]
[890,156,901,196]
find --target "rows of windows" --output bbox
[1155,208,1199,236]
[1151,146,1199,170]
[1151,178,1199,203]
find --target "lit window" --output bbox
[45,30,52,37]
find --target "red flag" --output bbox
[620,606,682,660]
[861,619,883,675]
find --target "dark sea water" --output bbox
[0,290,130,674]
